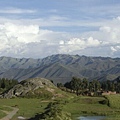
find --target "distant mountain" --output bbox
[0,54,119,84]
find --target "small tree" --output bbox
[57,83,63,88]
[70,77,82,95]
[1,81,5,89]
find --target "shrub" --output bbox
[99,99,108,105]
[40,101,72,120]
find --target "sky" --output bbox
[0,0,120,58]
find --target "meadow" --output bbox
[0,98,49,119]
[63,96,114,119]
[0,94,119,120]
[104,95,120,120]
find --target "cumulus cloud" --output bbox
[0,22,67,57]
[58,37,101,53]
[111,46,120,55]
[111,46,117,52]
[0,22,102,58]
[0,23,39,44]
[99,25,120,42]
[0,16,120,58]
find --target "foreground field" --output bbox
[72,95,120,120]
[0,95,120,120]
[104,95,120,120]
[63,96,115,120]
[0,98,49,120]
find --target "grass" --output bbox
[0,84,75,120]
[105,94,120,109]
[0,106,13,111]
[0,111,6,119]
[0,94,119,120]
[104,115,120,120]
[63,96,114,119]
[0,98,49,120]
[103,94,120,120]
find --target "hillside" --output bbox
[0,54,119,84]
[0,77,67,99]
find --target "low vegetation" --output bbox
[63,96,115,119]
[103,95,120,120]
[40,101,72,120]
[58,77,120,96]
[0,98,49,119]
[0,94,119,120]
[0,111,6,119]
[0,77,120,120]
[106,94,120,109]
[0,78,18,93]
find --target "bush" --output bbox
[40,101,72,120]
[99,99,108,105]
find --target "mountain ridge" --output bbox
[0,54,119,84]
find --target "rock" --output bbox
[18,116,26,120]
[1,77,56,98]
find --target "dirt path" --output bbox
[1,106,19,120]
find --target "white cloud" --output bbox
[111,46,120,52]
[58,37,101,53]
[99,26,111,33]
[0,22,67,57]
[110,46,120,57]
[111,46,117,52]
[0,23,40,44]
[0,8,36,14]
[0,16,120,58]
[59,40,65,45]
[87,37,100,46]
[57,16,120,57]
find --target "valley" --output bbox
[0,77,119,120]
[0,54,119,120]
[0,95,120,120]
[0,0,120,119]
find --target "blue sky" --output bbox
[0,0,120,58]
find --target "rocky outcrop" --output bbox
[0,78,56,98]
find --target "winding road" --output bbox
[1,106,19,120]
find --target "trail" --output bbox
[1,106,19,120]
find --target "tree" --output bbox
[70,77,82,95]
[1,80,5,89]
[57,83,63,88]
[0,78,18,90]
[82,78,89,90]
[89,82,94,92]
[64,82,71,89]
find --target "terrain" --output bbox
[0,95,120,120]
[0,77,119,120]
[0,77,73,120]
[0,54,119,84]
[0,78,68,99]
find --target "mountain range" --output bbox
[0,54,120,84]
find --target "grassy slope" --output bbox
[106,94,120,109]
[0,87,74,119]
[104,95,120,120]
[63,96,114,119]
[0,98,49,119]
[0,111,6,119]
[0,94,119,120]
